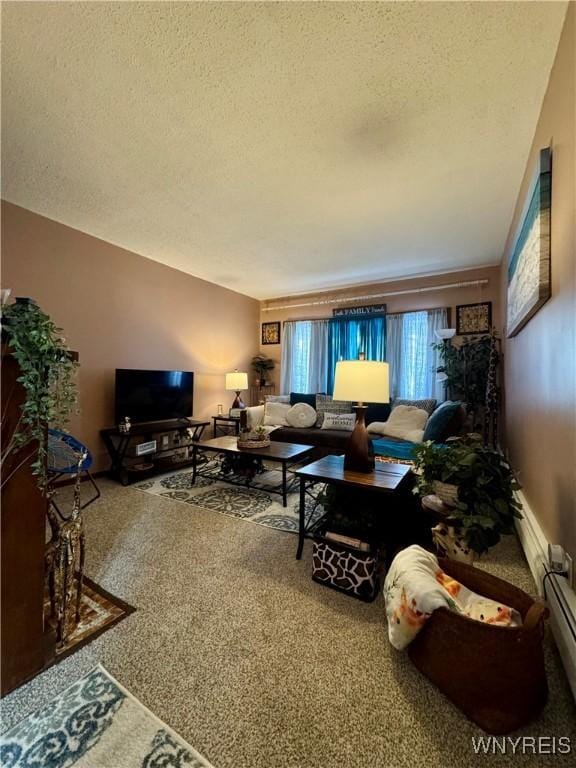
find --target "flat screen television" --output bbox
[115,369,194,424]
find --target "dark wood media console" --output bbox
[100,418,209,485]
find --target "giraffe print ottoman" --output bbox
[312,535,382,602]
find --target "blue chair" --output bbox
[47,429,100,518]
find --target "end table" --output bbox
[212,415,241,438]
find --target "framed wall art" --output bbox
[261,321,280,345]
[507,147,552,338]
[456,302,492,335]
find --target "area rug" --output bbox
[45,576,135,662]
[0,665,214,767]
[134,463,324,534]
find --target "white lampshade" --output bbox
[225,371,248,391]
[332,361,389,404]
[434,328,456,340]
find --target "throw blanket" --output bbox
[367,405,428,443]
[371,437,417,461]
[384,546,521,650]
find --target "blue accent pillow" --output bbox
[290,392,318,408]
[423,401,463,442]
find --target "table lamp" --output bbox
[332,360,390,472]
[225,370,248,410]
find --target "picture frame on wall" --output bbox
[261,321,280,345]
[506,147,552,338]
[456,302,492,335]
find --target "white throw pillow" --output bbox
[321,412,356,432]
[246,405,264,429]
[367,421,388,436]
[264,394,290,403]
[404,429,425,444]
[286,402,317,428]
[263,401,292,427]
[379,405,428,441]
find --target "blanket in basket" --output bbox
[384,546,521,650]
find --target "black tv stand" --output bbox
[100,418,210,486]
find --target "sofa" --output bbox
[245,394,466,461]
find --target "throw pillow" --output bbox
[315,394,353,427]
[423,401,464,442]
[321,412,356,432]
[286,402,317,428]
[393,398,436,415]
[265,394,290,404]
[289,392,317,408]
[246,405,264,429]
[263,401,292,427]
[378,405,428,441]
[367,421,388,436]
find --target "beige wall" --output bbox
[500,5,575,558]
[1,202,260,471]
[259,265,501,390]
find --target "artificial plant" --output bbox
[251,354,275,385]
[1,298,78,490]
[434,333,499,430]
[412,434,522,554]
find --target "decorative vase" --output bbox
[432,522,476,564]
[433,481,459,507]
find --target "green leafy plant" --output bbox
[251,354,275,385]
[434,334,499,427]
[412,435,522,554]
[1,299,79,490]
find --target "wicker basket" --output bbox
[433,481,459,506]
[237,438,270,449]
[407,558,548,734]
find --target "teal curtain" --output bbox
[327,315,386,394]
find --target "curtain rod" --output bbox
[261,279,488,311]
[281,306,450,324]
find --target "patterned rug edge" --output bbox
[0,664,215,768]
[131,469,312,536]
[97,664,216,768]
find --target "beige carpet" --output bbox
[1,479,574,768]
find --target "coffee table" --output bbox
[191,436,313,507]
[295,454,412,559]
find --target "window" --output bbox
[387,309,447,400]
[280,309,446,400]
[280,320,329,394]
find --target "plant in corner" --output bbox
[251,354,275,386]
[412,434,522,556]
[1,297,79,491]
[434,333,499,431]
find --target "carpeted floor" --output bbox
[1,478,574,768]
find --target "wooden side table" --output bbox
[294,455,412,559]
[212,415,240,438]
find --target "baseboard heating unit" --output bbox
[515,491,576,699]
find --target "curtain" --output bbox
[427,308,448,402]
[385,313,403,399]
[326,315,386,393]
[281,319,329,394]
[386,308,448,400]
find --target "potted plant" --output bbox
[251,354,275,386]
[1,297,78,491]
[412,435,522,559]
[434,333,500,434]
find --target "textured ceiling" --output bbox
[1,2,567,299]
